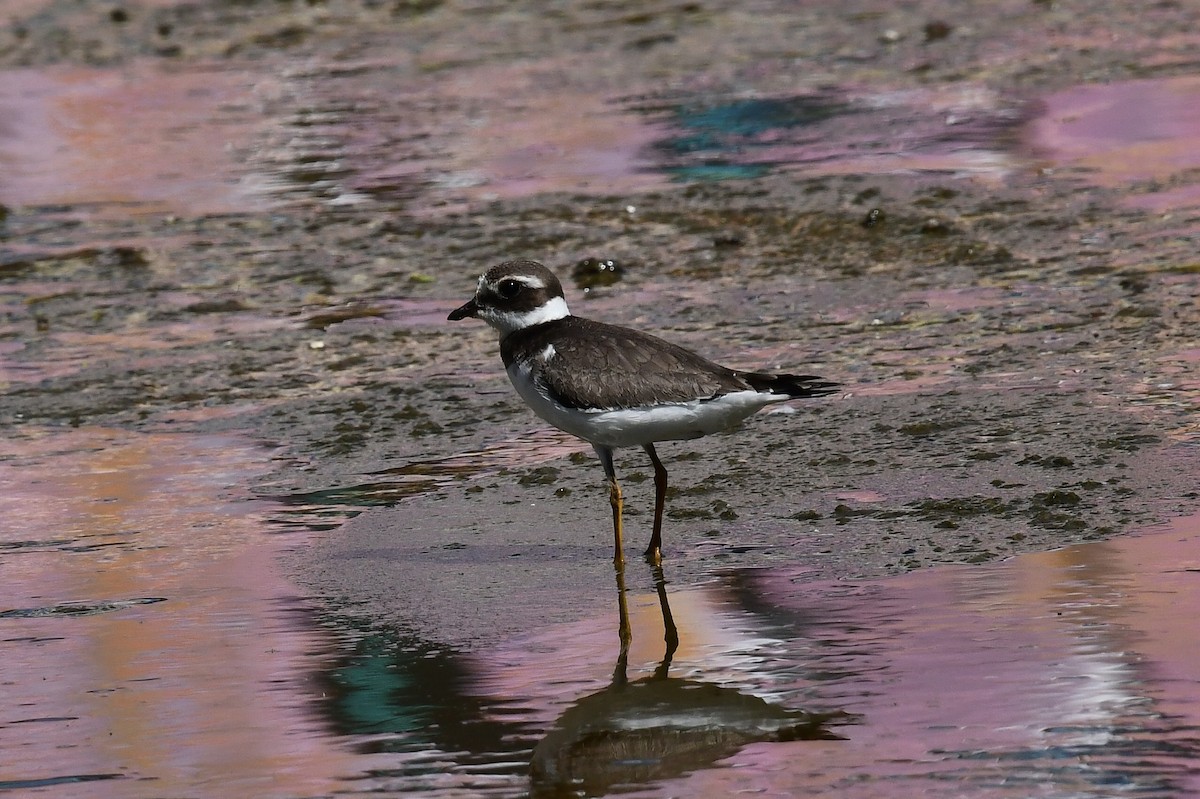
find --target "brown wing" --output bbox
[533,317,751,410]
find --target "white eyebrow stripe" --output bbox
[504,275,546,289]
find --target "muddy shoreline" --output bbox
[3,1,1199,649]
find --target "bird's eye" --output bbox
[497,279,522,299]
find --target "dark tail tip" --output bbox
[744,372,841,398]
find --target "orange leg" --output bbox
[595,445,624,566]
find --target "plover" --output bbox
[448,259,839,565]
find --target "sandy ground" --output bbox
[2,0,1199,648]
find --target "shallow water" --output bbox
[7,52,1200,226]
[6,425,1196,797]
[330,513,1200,798]
[7,56,1200,225]
[0,59,1020,218]
[0,428,352,797]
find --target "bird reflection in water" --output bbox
[530,563,845,796]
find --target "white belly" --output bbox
[506,362,782,449]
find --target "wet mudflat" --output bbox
[2,0,1200,796]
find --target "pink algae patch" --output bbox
[0,63,277,216]
[0,428,354,798]
[1027,75,1200,211]
[662,515,1200,797]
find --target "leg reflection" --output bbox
[612,559,681,682]
[651,563,679,680]
[613,562,631,686]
